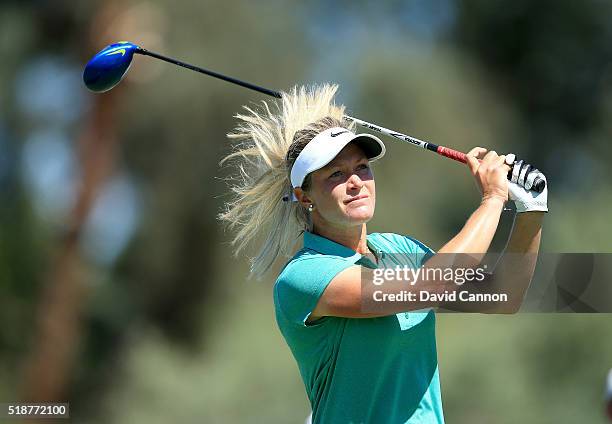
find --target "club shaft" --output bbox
[137,49,438,147]
[137,50,456,153]
[136,47,545,191]
[137,48,283,99]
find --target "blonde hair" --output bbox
[219,84,354,279]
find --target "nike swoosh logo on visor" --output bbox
[330,131,348,137]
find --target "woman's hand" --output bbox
[465,147,511,203]
[505,154,549,213]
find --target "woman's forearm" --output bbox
[504,212,543,253]
[429,213,543,314]
[478,211,544,312]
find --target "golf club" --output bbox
[83,41,546,192]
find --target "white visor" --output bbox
[288,127,386,201]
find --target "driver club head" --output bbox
[83,41,140,92]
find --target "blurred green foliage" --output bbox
[1,0,611,423]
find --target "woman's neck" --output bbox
[312,223,369,254]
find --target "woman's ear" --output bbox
[294,187,312,209]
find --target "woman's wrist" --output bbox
[480,194,506,208]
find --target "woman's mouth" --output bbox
[344,194,369,205]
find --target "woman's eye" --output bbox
[329,170,343,178]
[357,164,370,171]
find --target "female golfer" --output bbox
[220,84,547,423]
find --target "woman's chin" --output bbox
[345,206,374,223]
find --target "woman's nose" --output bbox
[347,173,364,189]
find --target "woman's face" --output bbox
[305,143,376,230]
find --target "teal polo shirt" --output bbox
[273,231,444,424]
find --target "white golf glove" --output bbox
[505,153,548,213]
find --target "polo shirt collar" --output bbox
[303,231,381,267]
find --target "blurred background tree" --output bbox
[0,0,611,423]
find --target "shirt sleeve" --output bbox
[274,256,355,327]
[403,235,436,266]
[373,233,436,268]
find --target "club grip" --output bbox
[436,146,467,163]
[435,145,546,193]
